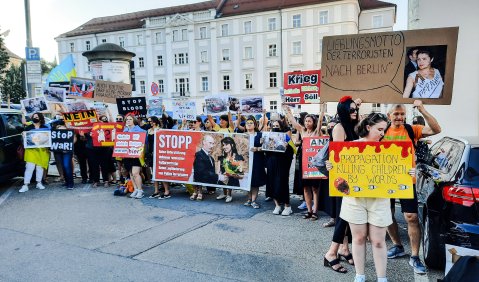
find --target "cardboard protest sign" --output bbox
[148,97,163,117]
[445,244,479,276]
[240,97,263,114]
[62,110,98,132]
[94,80,132,103]
[172,100,196,120]
[112,132,146,158]
[283,70,321,104]
[70,77,95,99]
[153,130,253,191]
[329,141,414,198]
[50,129,74,152]
[302,137,329,179]
[43,87,66,103]
[205,95,229,115]
[24,130,51,149]
[65,101,88,112]
[261,132,288,152]
[116,97,147,119]
[91,122,124,147]
[21,97,49,116]
[321,27,458,104]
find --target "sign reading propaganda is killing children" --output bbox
[24,130,51,149]
[205,94,229,115]
[91,122,124,147]
[153,130,253,191]
[283,70,321,105]
[116,97,147,119]
[320,27,458,105]
[62,110,98,132]
[302,137,329,179]
[43,87,66,103]
[112,132,146,158]
[172,100,196,120]
[329,141,414,198]
[94,80,132,103]
[50,129,74,152]
[70,77,95,99]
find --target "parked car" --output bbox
[0,109,25,182]
[416,136,479,269]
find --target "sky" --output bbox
[0,0,407,62]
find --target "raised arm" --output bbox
[403,76,415,98]
[228,111,234,132]
[316,103,326,136]
[258,108,268,132]
[283,105,303,133]
[414,100,441,137]
[236,110,245,132]
[207,114,217,129]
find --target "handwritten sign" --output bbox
[302,137,329,179]
[172,100,196,120]
[329,141,414,198]
[283,70,321,104]
[94,80,132,103]
[112,132,146,158]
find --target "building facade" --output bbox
[56,0,396,114]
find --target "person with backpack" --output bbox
[383,100,441,274]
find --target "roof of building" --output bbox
[58,0,396,38]
[5,46,22,60]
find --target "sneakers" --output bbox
[225,196,233,203]
[281,206,293,216]
[244,200,252,206]
[149,192,160,199]
[216,194,227,200]
[19,185,29,193]
[297,201,307,210]
[354,274,366,282]
[264,197,272,202]
[273,206,282,215]
[409,256,427,274]
[135,190,144,199]
[158,194,171,200]
[36,183,45,190]
[251,202,260,209]
[130,190,138,198]
[387,245,406,259]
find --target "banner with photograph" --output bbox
[21,97,49,116]
[94,80,132,103]
[320,27,458,105]
[148,97,163,117]
[24,130,51,149]
[283,70,321,104]
[240,97,263,114]
[43,87,66,103]
[112,132,146,158]
[90,122,124,147]
[50,129,74,152]
[172,100,196,120]
[153,130,253,191]
[65,101,88,112]
[328,141,414,198]
[302,137,329,179]
[70,77,95,99]
[261,132,288,152]
[62,110,98,131]
[205,94,229,115]
[228,97,240,113]
[116,97,147,119]
[91,102,107,117]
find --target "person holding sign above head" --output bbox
[403,49,444,99]
[123,114,147,199]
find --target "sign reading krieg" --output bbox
[62,110,98,132]
[91,122,124,147]
[112,132,146,158]
[329,141,413,198]
[302,137,329,179]
[283,70,321,104]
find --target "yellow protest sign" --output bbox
[329,141,414,198]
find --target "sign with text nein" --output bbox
[112,132,146,158]
[302,137,329,179]
[62,110,98,131]
[283,70,321,104]
[50,129,74,152]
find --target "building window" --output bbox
[136,34,143,45]
[319,11,329,25]
[173,30,179,41]
[292,41,302,55]
[199,27,207,39]
[201,77,209,91]
[222,49,230,61]
[155,32,162,44]
[70,42,75,52]
[157,55,163,66]
[87,65,91,72]
[138,57,144,68]
[372,15,383,28]
[101,38,107,43]
[175,78,190,96]
[268,44,277,57]
[182,29,188,41]
[119,36,125,47]
[270,100,277,110]
[372,103,381,112]
[140,80,146,94]
[221,24,229,36]
[269,72,277,87]
[174,53,189,64]
[268,18,276,31]
[158,79,164,93]
[292,14,301,28]
[319,39,323,53]
[244,47,253,59]
[223,75,230,90]
[245,73,253,89]
[200,51,208,63]
[85,41,90,51]
[244,21,252,34]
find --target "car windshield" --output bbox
[464,146,479,186]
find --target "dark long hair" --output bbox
[32,112,46,126]
[336,97,359,140]
[221,136,238,157]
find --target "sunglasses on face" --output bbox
[116,118,123,122]
[349,108,358,114]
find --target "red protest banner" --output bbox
[302,136,329,179]
[62,110,98,132]
[91,122,124,147]
[112,132,146,158]
[283,70,321,104]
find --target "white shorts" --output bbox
[340,197,392,227]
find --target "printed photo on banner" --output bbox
[261,132,288,152]
[70,77,95,99]
[283,70,321,105]
[24,130,51,149]
[228,97,240,113]
[21,97,49,116]
[302,137,329,179]
[320,27,458,105]
[328,141,414,198]
[91,122,124,147]
[172,100,196,120]
[445,244,479,276]
[116,97,147,118]
[62,110,98,132]
[205,94,229,115]
[65,101,88,112]
[91,102,107,117]
[112,132,146,158]
[147,97,163,117]
[50,129,74,152]
[43,87,66,103]
[240,97,263,114]
[153,130,253,191]
[94,80,132,103]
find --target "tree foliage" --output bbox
[41,59,57,75]
[1,64,26,103]
[0,31,10,77]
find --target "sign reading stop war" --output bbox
[321,27,458,105]
[112,132,146,158]
[50,129,74,152]
[328,141,414,199]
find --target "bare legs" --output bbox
[350,223,387,279]
[130,166,142,192]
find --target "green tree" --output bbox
[1,64,26,103]
[41,58,57,75]
[0,31,9,76]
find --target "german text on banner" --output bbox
[329,141,414,198]
[302,137,329,179]
[153,130,253,191]
[112,132,146,158]
[62,110,98,132]
[91,123,124,147]
[283,70,321,105]
[50,129,74,152]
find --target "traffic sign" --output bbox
[26,61,41,73]
[151,82,159,96]
[25,47,40,61]
[27,74,42,84]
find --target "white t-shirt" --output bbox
[409,68,444,98]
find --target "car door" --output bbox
[0,113,24,176]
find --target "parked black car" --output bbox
[0,109,25,182]
[416,136,479,269]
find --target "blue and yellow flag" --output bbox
[45,54,77,85]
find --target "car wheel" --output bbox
[422,209,446,269]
